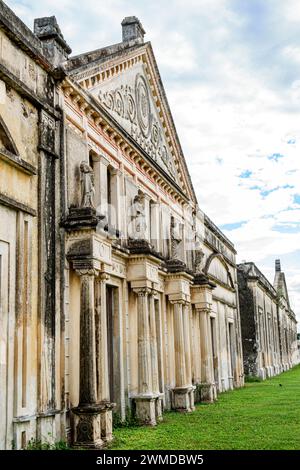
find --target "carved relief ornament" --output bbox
[98,73,178,182]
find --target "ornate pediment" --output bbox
[89,64,180,184]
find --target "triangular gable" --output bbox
[96,66,180,184]
[0,114,19,155]
[67,42,197,202]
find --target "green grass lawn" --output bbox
[112,365,300,450]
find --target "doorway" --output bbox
[106,285,120,403]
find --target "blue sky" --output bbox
[6,0,300,324]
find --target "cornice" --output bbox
[0,148,37,175]
[0,0,53,73]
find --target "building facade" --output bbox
[238,260,298,379]
[59,15,244,448]
[0,1,296,451]
[0,2,66,450]
[0,4,244,449]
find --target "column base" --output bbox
[172,386,195,412]
[199,382,217,402]
[273,364,280,375]
[100,401,116,443]
[72,404,105,449]
[133,395,157,426]
[155,395,164,422]
[258,368,266,380]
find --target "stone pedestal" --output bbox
[199,383,215,402]
[100,402,115,443]
[173,386,195,412]
[72,405,104,449]
[155,395,163,421]
[134,396,157,426]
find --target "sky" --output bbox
[6,0,300,325]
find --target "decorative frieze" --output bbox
[97,70,178,183]
[110,260,127,278]
[62,79,189,205]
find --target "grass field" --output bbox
[112,365,300,450]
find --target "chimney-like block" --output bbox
[275,259,281,272]
[121,16,145,44]
[34,16,72,66]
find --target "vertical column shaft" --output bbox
[199,309,212,385]
[137,289,152,395]
[173,302,186,388]
[149,293,159,393]
[183,303,192,386]
[78,271,97,405]
[97,274,110,401]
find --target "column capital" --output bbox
[75,268,99,277]
[99,272,110,282]
[133,287,152,297]
[100,154,110,167]
[110,167,122,177]
[149,288,159,297]
[195,306,211,315]
[169,299,186,306]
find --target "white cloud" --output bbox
[282,0,300,22]
[5,0,300,324]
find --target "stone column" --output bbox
[173,301,186,387]
[96,273,115,443]
[183,303,195,410]
[72,269,104,449]
[133,288,156,425]
[183,303,192,386]
[149,292,163,420]
[171,300,193,411]
[198,307,215,402]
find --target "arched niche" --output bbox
[203,252,234,289]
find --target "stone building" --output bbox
[0,0,245,449]
[59,15,244,448]
[0,2,66,450]
[238,260,298,379]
